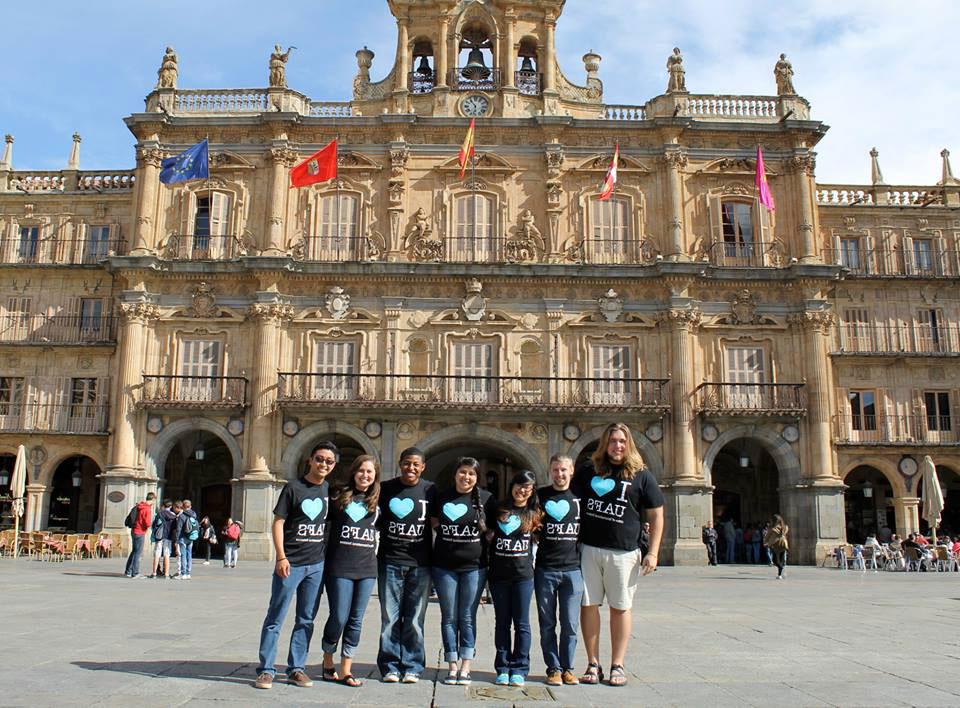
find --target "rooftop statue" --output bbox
[666,47,686,93]
[156,46,178,89]
[269,45,295,88]
[775,53,796,96]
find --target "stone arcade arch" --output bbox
[840,459,904,543]
[281,420,379,482]
[145,417,244,482]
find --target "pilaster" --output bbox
[132,146,163,253]
[662,149,688,261]
[789,310,835,481]
[266,145,297,254]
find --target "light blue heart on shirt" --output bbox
[389,497,415,519]
[591,476,616,497]
[544,499,570,522]
[345,500,367,523]
[301,497,324,521]
[443,502,469,522]
[498,515,521,535]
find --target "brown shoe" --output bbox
[561,669,580,685]
[254,672,273,690]
[288,670,314,688]
[545,670,562,686]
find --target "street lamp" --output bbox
[0,468,9,487]
[862,480,873,499]
[71,467,82,488]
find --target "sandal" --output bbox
[608,664,627,687]
[322,665,339,682]
[339,675,362,688]
[443,671,459,685]
[580,662,603,685]
[457,671,472,686]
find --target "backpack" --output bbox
[185,514,200,541]
[225,523,240,542]
[124,505,138,529]
[151,513,165,542]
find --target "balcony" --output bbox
[277,373,670,414]
[448,67,502,92]
[139,375,248,410]
[822,248,960,278]
[0,237,126,265]
[0,403,109,435]
[696,383,807,417]
[708,242,784,268]
[0,314,117,345]
[408,71,435,95]
[160,234,242,261]
[834,414,959,446]
[832,323,960,356]
[515,71,541,96]
[5,169,135,194]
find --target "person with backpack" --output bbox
[148,499,177,579]
[222,517,242,568]
[175,499,200,580]
[124,492,156,578]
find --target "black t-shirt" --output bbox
[377,477,435,567]
[535,486,581,571]
[431,488,495,571]
[574,461,664,552]
[326,491,379,580]
[488,505,535,582]
[273,476,330,566]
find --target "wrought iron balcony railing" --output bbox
[709,241,784,268]
[696,383,807,416]
[822,248,960,278]
[139,375,248,409]
[448,67,502,92]
[832,323,960,356]
[160,234,242,261]
[0,314,117,345]
[0,238,125,265]
[277,373,670,413]
[515,71,542,96]
[408,71,436,94]
[0,403,109,434]
[833,414,958,445]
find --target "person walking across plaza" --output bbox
[124,492,155,578]
[254,441,336,690]
[702,521,718,566]
[198,515,217,565]
[431,456,496,686]
[575,422,664,687]
[148,499,176,579]
[490,470,540,688]
[222,517,242,568]
[535,454,583,687]
[320,455,381,688]
[175,499,199,579]
[376,446,435,683]
[764,514,789,579]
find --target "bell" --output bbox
[415,55,432,76]
[519,56,535,73]
[461,47,491,81]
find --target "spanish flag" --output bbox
[597,143,619,201]
[458,119,475,179]
[290,139,338,188]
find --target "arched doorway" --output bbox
[163,430,234,543]
[918,465,960,538]
[843,466,895,543]
[47,455,100,532]
[0,453,26,529]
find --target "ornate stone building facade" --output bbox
[1,0,958,562]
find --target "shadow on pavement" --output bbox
[72,660,384,686]
[60,571,129,578]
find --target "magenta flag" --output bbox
[755,146,775,211]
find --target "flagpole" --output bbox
[472,150,477,260]
[207,136,212,259]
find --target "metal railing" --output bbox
[0,237,125,265]
[408,71,435,95]
[0,403,109,434]
[448,67,502,92]
[833,323,960,355]
[160,234,241,261]
[0,314,117,345]
[303,236,374,262]
[822,248,960,277]
[139,375,248,408]
[515,71,541,96]
[833,414,958,445]
[696,383,806,415]
[277,373,670,412]
[709,241,782,268]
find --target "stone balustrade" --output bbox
[817,184,946,207]
[173,88,270,114]
[5,170,135,194]
[11,172,66,192]
[308,101,354,117]
[603,104,647,121]
[77,171,136,192]
[683,94,779,120]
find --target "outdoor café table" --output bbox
[75,538,92,557]
[45,537,65,555]
[96,535,112,556]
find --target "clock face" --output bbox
[461,94,489,117]
[899,456,918,476]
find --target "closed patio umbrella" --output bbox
[920,455,944,544]
[11,444,27,558]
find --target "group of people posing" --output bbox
[254,421,665,690]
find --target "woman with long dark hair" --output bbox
[430,456,496,685]
[320,454,381,687]
[763,513,789,579]
[489,470,541,687]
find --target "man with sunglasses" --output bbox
[255,441,338,690]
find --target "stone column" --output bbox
[266,146,295,254]
[896,496,920,537]
[132,147,163,253]
[793,311,834,480]
[663,149,687,261]
[245,301,293,476]
[502,15,515,89]
[662,308,700,481]
[792,154,819,263]
[543,18,557,92]
[109,302,156,475]
[436,15,449,87]
[397,20,410,92]
[24,483,46,532]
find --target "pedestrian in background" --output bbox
[148,499,176,579]
[124,492,156,578]
[764,514,789,579]
[199,515,217,565]
[222,517,242,568]
[702,521,718,566]
[175,499,199,579]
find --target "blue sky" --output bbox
[3,0,957,184]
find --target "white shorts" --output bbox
[580,543,642,610]
[153,539,172,558]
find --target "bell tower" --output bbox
[354,0,603,118]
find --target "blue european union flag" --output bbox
[159,139,209,184]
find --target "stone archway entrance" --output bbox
[843,465,895,543]
[47,455,100,532]
[918,465,960,537]
[163,430,234,543]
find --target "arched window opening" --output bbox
[456,25,497,91]
[411,39,435,94]
[589,197,631,264]
[516,39,540,96]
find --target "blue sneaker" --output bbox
[495,673,509,686]
[509,674,525,687]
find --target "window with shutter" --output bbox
[4,297,31,341]
[192,194,232,258]
[725,346,765,408]
[839,237,861,271]
[915,309,944,354]
[84,225,111,264]
[18,226,39,262]
[453,194,493,262]
[841,308,870,352]
[79,299,104,340]
[912,238,934,274]
[923,391,951,434]
[0,376,25,426]
[590,198,631,264]
[68,378,98,431]
[180,339,222,402]
[590,343,633,405]
[313,341,357,400]
[315,194,359,259]
[720,202,755,265]
[451,341,495,403]
[848,390,877,431]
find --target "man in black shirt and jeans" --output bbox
[255,441,336,690]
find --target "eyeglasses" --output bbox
[312,456,336,466]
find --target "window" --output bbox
[848,390,877,431]
[451,341,495,403]
[69,378,98,419]
[841,309,870,352]
[79,299,104,338]
[313,341,357,400]
[725,347,765,408]
[84,226,111,263]
[916,309,943,353]
[315,194,359,259]
[590,343,633,405]
[453,194,493,261]
[721,202,754,259]
[18,226,39,262]
[0,377,24,419]
[4,297,31,340]
[924,391,951,432]
[839,237,861,270]
[192,193,231,258]
[590,198,631,264]
[180,339,222,401]
[912,239,934,273]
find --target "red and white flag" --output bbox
[598,143,619,201]
[458,119,476,179]
[290,139,338,188]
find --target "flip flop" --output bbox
[322,666,339,682]
[339,675,362,688]
[581,662,603,685]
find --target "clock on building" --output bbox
[461,94,490,117]
[898,456,918,476]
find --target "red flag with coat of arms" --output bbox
[597,143,619,201]
[290,139,338,188]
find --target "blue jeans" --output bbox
[124,532,144,576]
[534,567,583,672]
[377,562,431,676]
[745,543,755,564]
[223,542,238,567]
[725,539,736,564]
[432,566,486,662]
[752,541,761,564]
[491,577,534,677]
[257,561,325,676]
[322,576,376,658]
[177,540,193,576]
